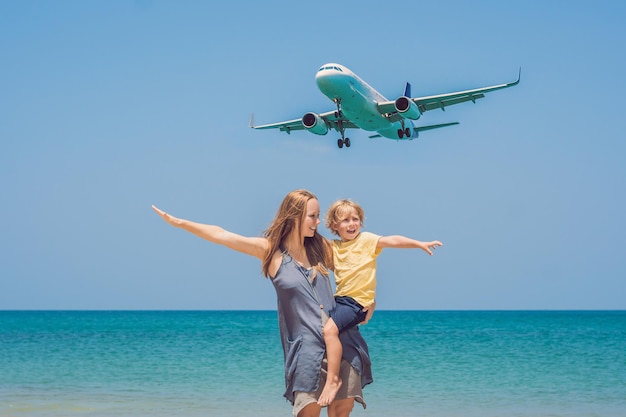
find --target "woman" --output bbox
[152,189,372,417]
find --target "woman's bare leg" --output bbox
[318,318,343,406]
[298,402,321,417]
[327,398,355,417]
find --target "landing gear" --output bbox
[337,137,351,149]
[336,128,351,149]
[333,98,351,149]
[333,98,343,119]
[397,127,411,138]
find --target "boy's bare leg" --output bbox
[318,318,343,406]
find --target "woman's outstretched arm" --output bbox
[152,205,268,260]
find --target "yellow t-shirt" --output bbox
[332,231,382,308]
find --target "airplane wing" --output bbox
[249,114,305,133]
[377,69,521,115]
[250,111,359,134]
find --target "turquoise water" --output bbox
[1,311,625,417]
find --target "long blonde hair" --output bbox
[262,189,332,277]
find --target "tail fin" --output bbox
[404,82,411,97]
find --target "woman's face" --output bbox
[301,198,321,238]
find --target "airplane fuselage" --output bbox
[251,62,519,149]
[315,64,416,139]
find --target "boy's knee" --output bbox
[323,320,339,337]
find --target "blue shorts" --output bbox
[329,296,367,332]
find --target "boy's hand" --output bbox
[421,240,443,255]
[360,300,376,325]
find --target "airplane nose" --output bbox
[315,68,328,82]
[315,71,331,90]
[315,64,351,99]
[316,69,341,93]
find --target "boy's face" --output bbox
[332,207,361,242]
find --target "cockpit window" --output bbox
[318,65,343,72]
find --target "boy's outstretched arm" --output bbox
[377,235,443,255]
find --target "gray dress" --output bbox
[271,252,373,404]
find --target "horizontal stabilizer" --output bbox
[369,122,459,139]
[414,121,459,132]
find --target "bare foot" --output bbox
[317,378,342,407]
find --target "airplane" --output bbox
[250,63,520,149]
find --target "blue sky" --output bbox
[1,1,624,310]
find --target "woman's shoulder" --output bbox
[268,249,286,278]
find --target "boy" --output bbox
[317,199,442,406]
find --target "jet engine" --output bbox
[394,96,421,120]
[302,112,329,135]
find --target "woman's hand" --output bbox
[152,205,183,227]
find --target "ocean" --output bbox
[1,310,624,417]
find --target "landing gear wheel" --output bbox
[337,139,344,149]
[333,98,343,119]
[405,128,411,137]
[397,128,404,138]
[345,138,351,148]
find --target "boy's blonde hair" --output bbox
[324,199,365,236]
